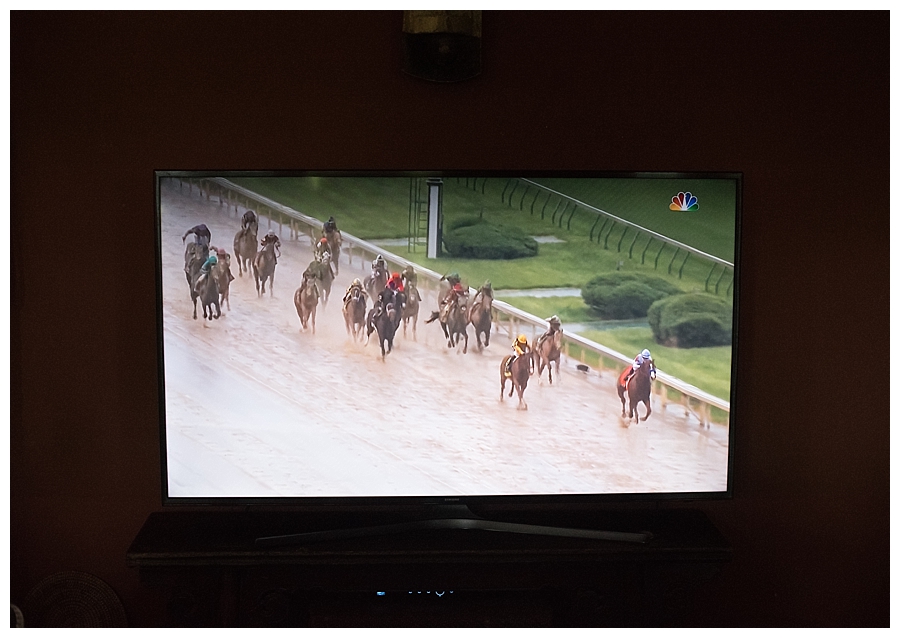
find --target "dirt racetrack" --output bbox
[158,179,729,498]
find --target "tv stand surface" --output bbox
[127,508,730,627]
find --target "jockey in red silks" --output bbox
[386,272,404,293]
[621,349,656,387]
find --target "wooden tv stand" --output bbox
[126,508,730,627]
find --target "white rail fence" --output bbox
[173,176,730,427]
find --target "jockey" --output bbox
[182,223,211,248]
[401,265,421,302]
[387,272,404,293]
[505,334,531,377]
[343,278,364,304]
[623,348,656,385]
[443,271,461,287]
[323,216,338,235]
[401,265,417,288]
[372,254,387,274]
[450,281,467,303]
[210,245,235,282]
[314,236,330,261]
[440,271,464,305]
[538,315,563,344]
[373,286,395,320]
[260,230,281,260]
[439,281,468,323]
[194,253,217,291]
[241,210,258,231]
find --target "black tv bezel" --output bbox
[155,169,741,510]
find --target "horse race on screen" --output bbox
[157,174,737,499]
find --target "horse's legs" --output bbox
[640,399,651,422]
[517,385,527,410]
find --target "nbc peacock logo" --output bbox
[669,191,699,211]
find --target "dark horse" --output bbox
[617,357,655,424]
[364,265,389,303]
[183,242,208,320]
[535,329,563,385]
[252,241,277,296]
[366,288,398,360]
[500,351,534,410]
[293,275,319,333]
[468,281,494,351]
[194,268,221,321]
[233,219,258,277]
[425,295,469,354]
[342,286,367,342]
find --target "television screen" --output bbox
[156,172,739,504]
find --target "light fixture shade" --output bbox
[402,10,482,82]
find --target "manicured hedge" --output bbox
[647,293,733,348]
[442,217,539,260]
[581,272,681,319]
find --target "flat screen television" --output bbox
[155,171,740,543]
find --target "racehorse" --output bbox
[233,221,258,277]
[364,265,389,303]
[535,329,563,385]
[425,296,469,353]
[366,288,398,360]
[617,357,655,424]
[211,254,232,312]
[293,275,319,333]
[500,351,534,410]
[401,283,420,340]
[468,281,494,351]
[252,241,277,296]
[323,229,342,274]
[315,251,335,306]
[183,242,208,319]
[194,268,221,321]
[342,286,367,342]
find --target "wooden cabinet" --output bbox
[127,509,730,627]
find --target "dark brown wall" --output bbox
[10,11,889,627]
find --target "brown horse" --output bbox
[401,283,420,340]
[211,250,233,312]
[535,329,563,385]
[500,351,534,410]
[425,295,469,353]
[617,357,655,423]
[293,275,319,333]
[253,241,277,296]
[468,281,494,351]
[342,286,367,342]
[233,222,257,277]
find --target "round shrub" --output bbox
[442,217,538,260]
[581,272,681,319]
[647,293,733,348]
